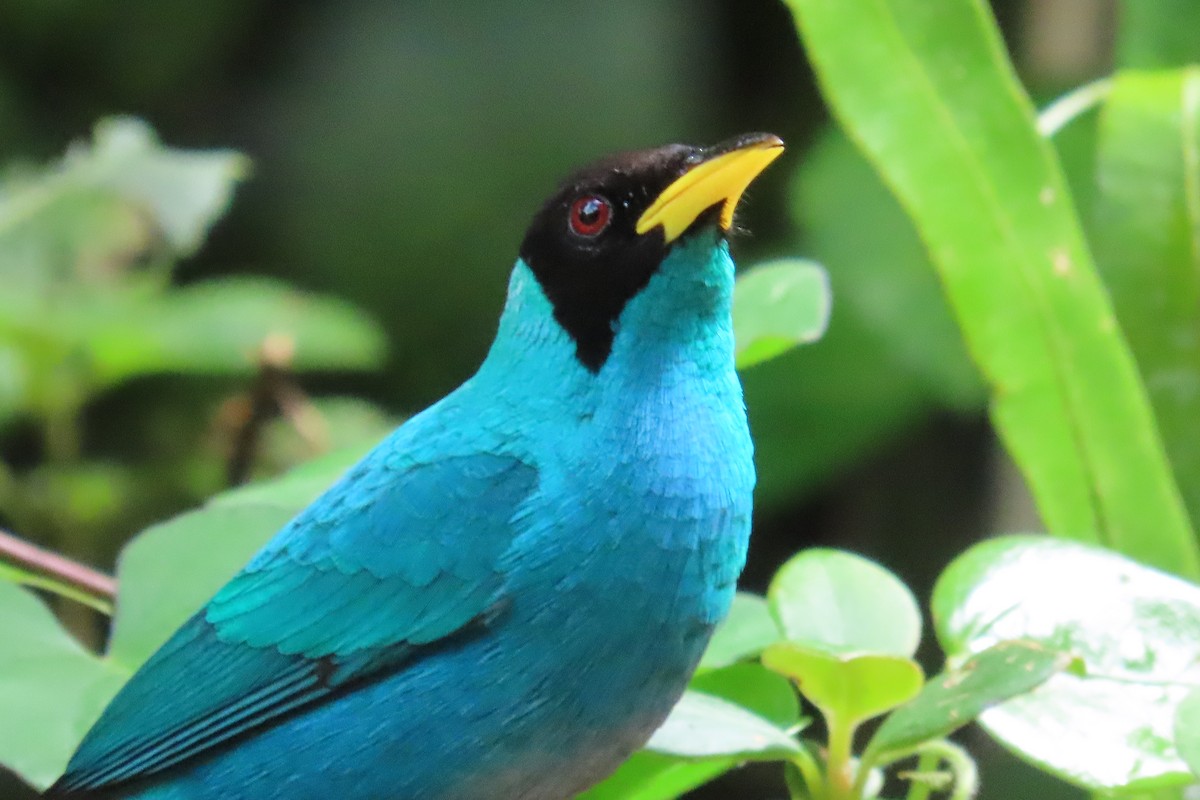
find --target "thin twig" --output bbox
[0,526,117,601]
[225,333,326,487]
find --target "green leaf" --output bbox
[733,258,830,369]
[863,640,1072,765]
[578,752,734,800]
[0,116,245,281]
[933,535,1200,791]
[690,663,804,729]
[762,642,923,730]
[698,592,780,672]
[1175,688,1200,778]
[782,0,1199,577]
[0,581,125,790]
[1091,68,1200,531]
[1117,0,1200,69]
[645,690,799,760]
[767,548,921,657]
[85,278,387,386]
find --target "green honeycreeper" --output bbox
[48,132,784,800]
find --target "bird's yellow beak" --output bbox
[636,134,784,244]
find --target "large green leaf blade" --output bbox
[1091,68,1200,529]
[933,536,1200,791]
[782,0,1199,577]
[0,582,125,790]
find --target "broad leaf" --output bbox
[767,548,921,657]
[762,642,923,730]
[934,536,1200,791]
[0,582,125,790]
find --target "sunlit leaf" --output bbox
[645,690,799,760]
[782,0,1199,578]
[934,536,1200,791]
[698,592,780,672]
[733,259,830,369]
[768,548,921,658]
[762,642,923,730]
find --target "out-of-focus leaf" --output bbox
[0,581,124,790]
[1117,0,1200,69]
[746,128,986,509]
[1091,68,1200,529]
[767,548,921,658]
[0,117,245,289]
[697,592,780,672]
[863,641,1072,765]
[645,690,799,760]
[733,259,830,369]
[794,130,984,410]
[934,536,1200,791]
[85,278,387,385]
[578,752,734,800]
[253,397,395,483]
[783,0,1199,577]
[762,642,923,730]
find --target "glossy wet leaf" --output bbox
[690,663,804,729]
[1175,688,1200,778]
[762,642,923,729]
[783,0,1199,578]
[698,592,780,672]
[1091,67,1200,529]
[768,548,921,657]
[863,640,1071,765]
[934,536,1200,790]
[0,581,124,790]
[733,258,830,369]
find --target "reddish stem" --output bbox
[0,527,117,600]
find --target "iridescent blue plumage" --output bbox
[49,135,780,800]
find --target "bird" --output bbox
[47,132,784,800]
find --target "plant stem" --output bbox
[904,749,941,800]
[0,526,117,605]
[826,721,857,800]
[1037,76,1114,137]
[914,740,978,800]
[790,743,828,800]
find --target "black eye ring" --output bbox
[568,194,612,237]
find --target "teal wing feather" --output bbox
[53,451,538,794]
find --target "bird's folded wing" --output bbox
[51,452,538,795]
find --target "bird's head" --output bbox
[492,133,784,378]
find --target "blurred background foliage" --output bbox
[0,0,1170,797]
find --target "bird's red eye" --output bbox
[569,195,611,237]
